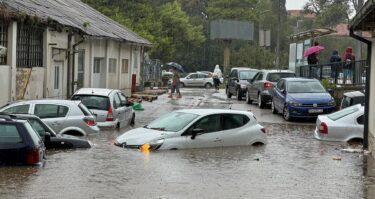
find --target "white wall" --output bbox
[0,66,11,106]
[22,68,45,99]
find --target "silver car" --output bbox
[179,73,213,88]
[71,88,135,129]
[0,100,99,136]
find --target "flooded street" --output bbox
[0,88,372,199]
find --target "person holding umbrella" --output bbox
[304,42,325,79]
[167,62,184,99]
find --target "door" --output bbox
[33,104,68,134]
[93,58,106,88]
[112,93,126,127]
[220,114,251,146]
[186,74,198,86]
[181,114,223,148]
[273,80,286,111]
[197,74,208,86]
[250,72,263,99]
[52,62,64,98]
[119,92,132,126]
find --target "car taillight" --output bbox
[263,81,273,88]
[261,128,267,134]
[106,106,114,122]
[84,118,95,126]
[319,122,328,134]
[27,148,40,165]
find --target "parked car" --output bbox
[114,109,267,150]
[226,67,259,100]
[4,114,92,149]
[72,88,135,129]
[314,104,364,142]
[0,100,99,136]
[246,70,295,108]
[179,72,213,88]
[271,78,336,121]
[340,91,365,110]
[0,115,46,166]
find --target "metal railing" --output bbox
[297,60,367,86]
[143,59,162,84]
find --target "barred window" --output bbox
[16,24,44,68]
[122,59,129,73]
[0,21,8,65]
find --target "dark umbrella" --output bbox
[166,62,185,73]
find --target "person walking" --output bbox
[329,50,341,83]
[168,67,182,98]
[307,41,320,79]
[343,47,356,84]
[212,64,222,90]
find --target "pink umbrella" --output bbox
[303,45,325,57]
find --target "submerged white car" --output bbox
[314,104,364,142]
[115,109,267,150]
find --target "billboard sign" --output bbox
[210,20,254,41]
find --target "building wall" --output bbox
[0,66,11,106]
[369,42,375,155]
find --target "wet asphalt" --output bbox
[0,88,374,199]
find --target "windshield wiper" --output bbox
[150,127,166,131]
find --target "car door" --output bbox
[220,114,251,146]
[33,104,68,134]
[118,92,132,127]
[273,79,286,111]
[250,72,263,99]
[180,114,223,148]
[197,74,207,87]
[112,92,126,125]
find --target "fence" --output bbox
[297,60,367,86]
[143,59,162,86]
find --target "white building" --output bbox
[0,0,151,106]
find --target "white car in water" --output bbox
[115,109,267,150]
[314,104,364,143]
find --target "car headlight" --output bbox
[144,139,164,150]
[288,101,302,107]
[328,99,336,106]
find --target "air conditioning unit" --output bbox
[0,46,7,57]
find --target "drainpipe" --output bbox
[350,29,371,149]
[72,35,85,93]
[67,32,73,98]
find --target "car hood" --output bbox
[115,128,168,146]
[288,93,332,103]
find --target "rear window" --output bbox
[72,95,110,111]
[24,122,41,145]
[0,123,23,143]
[78,103,92,116]
[328,106,359,121]
[223,114,250,130]
[266,73,295,82]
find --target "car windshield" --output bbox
[239,71,257,80]
[71,95,109,111]
[267,73,295,82]
[287,81,326,93]
[328,106,360,121]
[145,112,199,132]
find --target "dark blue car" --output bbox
[271,78,336,121]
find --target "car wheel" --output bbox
[246,91,253,104]
[283,105,291,121]
[258,94,265,109]
[271,100,278,114]
[226,88,232,98]
[117,122,121,129]
[205,83,212,89]
[236,89,242,100]
[130,113,135,126]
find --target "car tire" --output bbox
[283,105,291,121]
[258,94,265,109]
[205,83,212,89]
[117,122,121,129]
[246,91,253,104]
[226,88,232,98]
[271,100,278,114]
[236,89,242,100]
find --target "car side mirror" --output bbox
[44,132,51,143]
[281,89,286,94]
[191,128,204,140]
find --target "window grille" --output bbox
[0,21,8,65]
[16,24,44,68]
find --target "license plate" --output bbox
[308,109,323,113]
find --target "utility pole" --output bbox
[275,0,281,70]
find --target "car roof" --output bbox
[231,67,257,71]
[260,69,294,73]
[74,88,117,96]
[175,109,254,116]
[343,91,365,97]
[5,99,80,106]
[283,77,317,82]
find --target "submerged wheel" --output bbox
[271,100,278,114]
[258,94,265,109]
[236,89,242,100]
[226,88,232,98]
[246,91,253,104]
[283,105,291,121]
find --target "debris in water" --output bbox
[340,148,363,153]
[333,156,342,161]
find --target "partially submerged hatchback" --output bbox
[72,88,135,129]
[0,115,46,166]
[115,109,267,150]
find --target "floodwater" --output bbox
[0,88,372,199]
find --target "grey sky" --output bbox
[286,0,308,10]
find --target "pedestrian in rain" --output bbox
[168,67,182,98]
[307,41,320,79]
[212,64,222,90]
[329,50,341,82]
[343,47,355,84]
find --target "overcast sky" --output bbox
[286,0,308,10]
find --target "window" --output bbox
[255,73,263,81]
[193,114,221,134]
[239,71,258,80]
[0,21,8,65]
[287,81,326,93]
[93,58,102,73]
[118,93,127,104]
[109,58,117,73]
[54,66,60,89]
[0,124,23,143]
[28,119,48,136]
[276,80,284,90]
[357,115,364,125]
[189,74,198,79]
[122,59,129,73]
[16,24,44,68]
[223,114,249,130]
[24,122,41,145]
[198,74,207,78]
[230,70,237,78]
[71,95,109,111]
[113,93,121,109]
[267,73,295,82]
[3,105,30,114]
[34,104,69,119]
